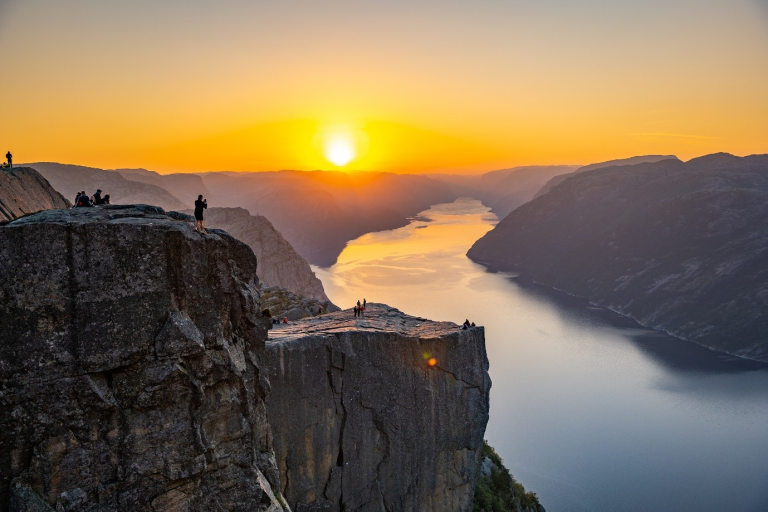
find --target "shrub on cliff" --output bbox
[474,441,543,512]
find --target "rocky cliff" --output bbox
[265,304,491,511]
[0,167,70,222]
[1,204,491,511]
[195,207,330,302]
[0,205,285,511]
[468,153,768,361]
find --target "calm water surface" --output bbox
[313,199,768,512]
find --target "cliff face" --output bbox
[0,206,285,511]
[265,304,491,512]
[468,153,768,361]
[196,207,330,302]
[0,167,70,222]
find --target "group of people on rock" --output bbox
[462,319,476,330]
[73,189,110,208]
[353,298,367,318]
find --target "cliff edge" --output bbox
[0,166,70,222]
[0,205,285,511]
[266,305,491,511]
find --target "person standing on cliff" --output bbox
[5,151,12,168]
[354,305,359,318]
[363,298,366,309]
[194,195,207,232]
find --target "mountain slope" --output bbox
[197,207,331,301]
[532,155,678,200]
[0,166,70,222]
[114,168,211,208]
[468,153,768,361]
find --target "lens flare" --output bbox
[428,358,437,367]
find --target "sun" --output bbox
[314,127,368,168]
[324,135,356,166]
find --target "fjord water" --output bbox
[313,198,768,512]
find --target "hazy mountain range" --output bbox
[468,153,768,361]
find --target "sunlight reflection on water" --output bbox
[314,198,768,512]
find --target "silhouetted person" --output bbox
[363,298,366,309]
[77,192,93,207]
[194,195,207,232]
[103,194,111,205]
[5,151,11,168]
[92,189,103,205]
[354,306,359,317]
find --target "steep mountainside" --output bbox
[0,166,70,222]
[27,162,187,211]
[197,207,330,301]
[532,155,678,199]
[468,153,768,361]
[265,304,491,511]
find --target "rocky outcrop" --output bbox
[0,167,70,222]
[265,304,491,511]
[259,283,340,321]
[468,153,768,361]
[0,205,285,511]
[196,207,330,301]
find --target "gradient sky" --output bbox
[1,0,767,174]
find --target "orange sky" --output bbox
[1,0,767,174]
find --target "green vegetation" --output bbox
[474,441,542,512]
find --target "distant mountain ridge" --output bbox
[429,165,580,218]
[532,155,678,199]
[27,162,188,211]
[468,153,768,362]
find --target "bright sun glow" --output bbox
[325,136,356,166]
[315,127,369,169]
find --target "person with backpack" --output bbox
[194,195,207,232]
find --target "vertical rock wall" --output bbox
[265,305,491,512]
[0,206,285,511]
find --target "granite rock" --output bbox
[0,167,70,223]
[0,206,286,511]
[265,304,491,512]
